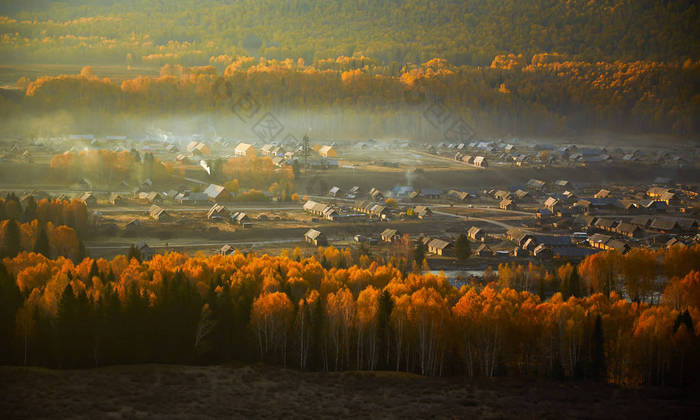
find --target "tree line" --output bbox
[0,194,87,262]
[0,244,698,386]
[7,57,698,138]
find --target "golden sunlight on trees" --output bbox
[0,245,698,385]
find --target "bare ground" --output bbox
[1,364,698,419]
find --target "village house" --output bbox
[500,199,516,210]
[207,203,229,220]
[472,156,487,168]
[261,144,280,157]
[80,192,97,207]
[186,141,199,153]
[194,143,210,156]
[138,191,163,204]
[554,179,570,189]
[219,244,235,255]
[533,244,553,259]
[614,222,644,238]
[318,145,337,158]
[353,200,384,218]
[630,215,653,228]
[526,179,546,190]
[575,198,622,212]
[369,187,385,201]
[588,233,612,250]
[234,142,257,157]
[647,187,670,200]
[149,205,173,222]
[522,238,538,253]
[494,190,512,201]
[563,191,577,201]
[474,243,493,257]
[109,193,126,206]
[175,192,209,205]
[416,189,441,200]
[428,238,453,256]
[328,186,342,197]
[231,211,251,227]
[346,186,360,199]
[125,219,140,231]
[461,155,474,165]
[636,199,668,212]
[413,205,432,219]
[467,226,486,242]
[203,184,231,202]
[544,197,562,211]
[305,229,327,246]
[506,228,533,247]
[659,191,679,206]
[594,217,618,232]
[514,189,530,201]
[594,189,611,199]
[304,200,339,221]
[579,215,599,229]
[448,190,470,201]
[381,228,401,243]
[649,217,680,233]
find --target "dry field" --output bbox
[1,364,697,419]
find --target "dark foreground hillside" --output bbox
[2,364,698,419]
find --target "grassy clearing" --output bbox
[2,364,697,419]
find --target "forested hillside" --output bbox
[1,0,697,66]
[4,58,698,137]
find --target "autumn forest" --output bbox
[1,2,700,415]
[1,237,699,385]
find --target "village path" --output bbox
[85,237,305,251]
[432,209,532,232]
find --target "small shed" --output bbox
[305,229,327,246]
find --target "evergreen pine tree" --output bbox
[23,195,37,222]
[2,218,21,258]
[127,244,142,262]
[376,290,394,370]
[0,262,22,363]
[455,234,471,261]
[76,239,87,263]
[591,314,606,381]
[33,225,50,257]
[57,284,77,368]
[413,241,425,265]
[309,297,326,371]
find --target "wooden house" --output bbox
[305,229,327,246]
